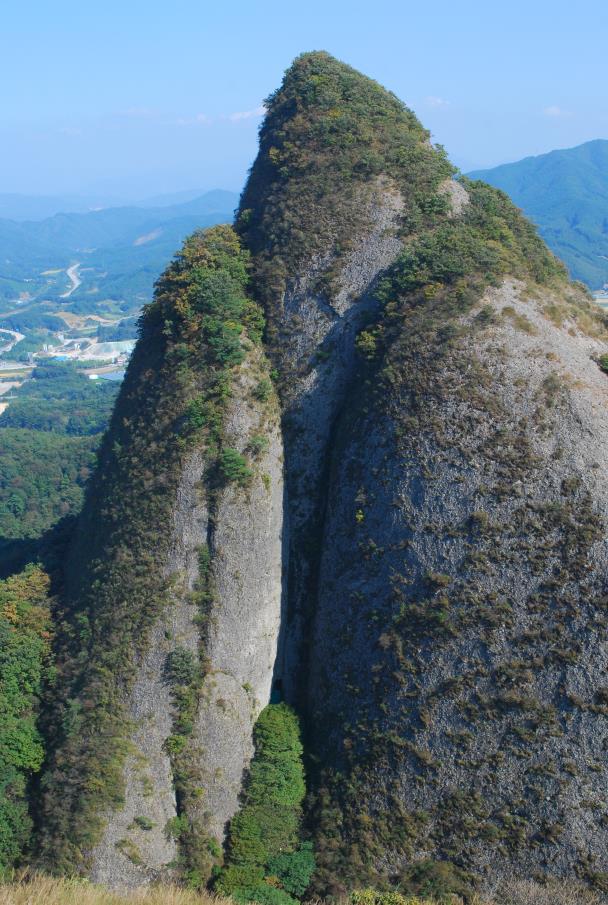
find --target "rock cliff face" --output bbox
[39,51,608,899]
[237,52,454,697]
[267,177,406,694]
[39,227,283,885]
[308,275,608,892]
[189,353,283,846]
[237,52,608,895]
[87,350,283,887]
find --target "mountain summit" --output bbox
[37,52,608,899]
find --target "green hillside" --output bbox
[0,190,238,315]
[0,363,118,575]
[469,140,608,289]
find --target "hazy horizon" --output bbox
[2,0,607,199]
[0,135,604,204]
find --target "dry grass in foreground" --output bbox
[0,875,223,905]
[0,876,603,905]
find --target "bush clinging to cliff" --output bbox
[216,703,313,904]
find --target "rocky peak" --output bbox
[36,52,608,901]
[39,226,284,884]
[237,52,462,701]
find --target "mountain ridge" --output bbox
[469,139,608,289]
[0,190,239,313]
[0,188,238,222]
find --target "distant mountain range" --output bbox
[0,193,113,221]
[0,190,239,316]
[6,137,608,322]
[0,188,236,221]
[469,140,608,290]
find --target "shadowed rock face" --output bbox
[271,178,407,698]
[273,177,471,698]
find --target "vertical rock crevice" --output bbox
[237,51,455,699]
[271,180,407,700]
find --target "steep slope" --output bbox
[469,140,608,289]
[237,50,455,699]
[237,53,608,897]
[38,226,283,885]
[308,256,608,894]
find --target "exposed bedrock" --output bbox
[38,227,284,888]
[88,351,284,887]
[272,180,406,695]
[307,278,608,886]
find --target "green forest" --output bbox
[0,362,118,435]
[0,565,52,872]
[0,362,118,571]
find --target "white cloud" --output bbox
[175,113,212,127]
[106,104,263,130]
[227,105,266,122]
[175,107,265,127]
[425,96,450,108]
[543,105,572,118]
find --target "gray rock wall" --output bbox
[307,278,608,886]
[89,448,209,886]
[192,350,284,842]
[89,346,284,886]
[274,178,405,696]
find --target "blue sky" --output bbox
[2,0,607,198]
